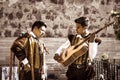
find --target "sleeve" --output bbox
[22,58,29,65]
[11,37,28,61]
[88,42,98,61]
[55,40,70,55]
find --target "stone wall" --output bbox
[0,0,120,37]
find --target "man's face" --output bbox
[76,23,86,34]
[35,26,46,38]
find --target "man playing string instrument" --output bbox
[54,17,101,80]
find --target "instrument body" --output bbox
[59,39,88,66]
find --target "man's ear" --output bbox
[41,26,46,31]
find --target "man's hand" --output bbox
[89,33,95,42]
[53,54,62,62]
[24,63,31,72]
[95,38,101,45]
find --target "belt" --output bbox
[70,64,86,69]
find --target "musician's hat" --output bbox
[74,17,89,28]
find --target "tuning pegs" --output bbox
[111,10,120,17]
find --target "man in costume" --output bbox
[54,17,101,80]
[11,21,47,80]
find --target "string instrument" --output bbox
[57,21,114,67]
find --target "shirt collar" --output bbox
[76,34,82,38]
[30,31,37,38]
[77,30,90,38]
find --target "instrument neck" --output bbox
[74,21,114,49]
